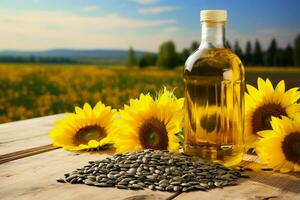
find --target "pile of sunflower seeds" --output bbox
[57,149,249,192]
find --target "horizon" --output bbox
[1,0,300,52]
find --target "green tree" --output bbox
[274,49,286,66]
[126,46,137,67]
[264,38,277,66]
[157,41,178,69]
[253,40,263,66]
[294,34,300,66]
[274,45,294,66]
[245,41,253,66]
[234,40,243,59]
[178,48,190,65]
[285,45,294,66]
[190,41,200,53]
[138,54,157,68]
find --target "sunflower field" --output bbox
[0,64,183,123]
[1,64,300,124]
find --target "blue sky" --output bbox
[1,0,300,52]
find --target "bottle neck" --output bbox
[200,21,226,48]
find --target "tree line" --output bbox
[127,34,300,69]
[0,56,79,64]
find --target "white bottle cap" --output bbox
[200,10,227,22]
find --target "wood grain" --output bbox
[0,114,65,155]
[0,144,59,164]
[0,149,176,200]
[173,176,300,200]
[173,160,300,200]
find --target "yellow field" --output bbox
[0,64,183,123]
[1,64,300,123]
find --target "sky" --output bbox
[1,0,300,52]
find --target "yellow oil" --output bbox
[183,48,245,166]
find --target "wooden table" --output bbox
[0,115,299,200]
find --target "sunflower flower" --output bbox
[112,90,184,153]
[245,78,300,149]
[49,102,116,151]
[256,115,300,173]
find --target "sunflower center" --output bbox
[73,125,106,145]
[139,118,168,150]
[251,103,287,136]
[282,132,300,164]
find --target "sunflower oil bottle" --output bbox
[183,10,245,166]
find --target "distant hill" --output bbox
[0,49,154,58]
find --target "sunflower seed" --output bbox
[83,179,95,185]
[87,175,96,181]
[155,186,164,191]
[107,174,115,179]
[120,177,131,182]
[129,180,137,184]
[130,163,139,168]
[66,175,77,182]
[166,185,174,191]
[146,175,157,180]
[70,178,77,184]
[173,176,183,182]
[181,183,189,187]
[148,185,155,190]
[173,186,181,192]
[127,168,137,175]
[95,183,112,187]
[129,184,143,190]
[117,181,128,185]
[159,179,168,185]
[214,181,223,187]
[57,149,248,192]
[56,178,65,183]
[142,157,148,163]
[116,185,128,189]
[137,182,145,187]
[170,181,181,185]
[199,182,209,188]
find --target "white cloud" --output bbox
[0,10,178,51]
[161,27,181,34]
[139,6,179,14]
[2,10,295,52]
[134,0,158,5]
[83,5,98,12]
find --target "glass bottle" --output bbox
[183,10,245,166]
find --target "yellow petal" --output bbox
[256,130,276,138]
[75,106,84,115]
[88,140,101,148]
[257,77,266,92]
[246,84,263,102]
[275,80,285,93]
[265,78,274,93]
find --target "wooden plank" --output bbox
[0,114,65,155]
[0,144,59,164]
[174,170,300,200]
[0,149,178,200]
